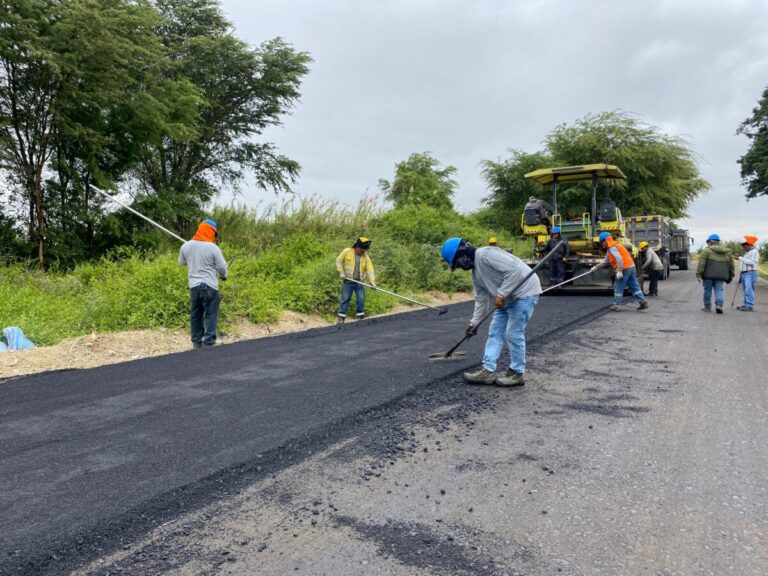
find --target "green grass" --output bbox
[0,200,527,346]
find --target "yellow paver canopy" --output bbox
[524,164,626,185]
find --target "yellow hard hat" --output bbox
[488,237,497,245]
[638,241,649,249]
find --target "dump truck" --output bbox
[522,164,638,290]
[626,215,693,277]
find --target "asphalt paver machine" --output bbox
[522,163,637,289]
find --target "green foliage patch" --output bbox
[1,201,515,346]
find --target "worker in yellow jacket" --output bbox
[336,237,376,323]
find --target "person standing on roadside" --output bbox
[734,235,760,311]
[591,232,648,311]
[696,233,734,314]
[638,241,664,296]
[336,237,376,324]
[440,237,541,388]
[541,226,570,286]
[179,219,228,348]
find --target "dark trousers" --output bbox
[190,284,220,347]
[549,258,565,284]
[645,269,661,296]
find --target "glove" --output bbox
[340,272,347,280]
[696,275,702,283]
[590,265,598,272]
[616,270,623,280]
[465,321,477,336]
[371,283,377,290]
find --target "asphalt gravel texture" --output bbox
[0,295,610,576]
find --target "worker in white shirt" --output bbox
[734,235,760,311]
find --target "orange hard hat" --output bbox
[742,235,758,245]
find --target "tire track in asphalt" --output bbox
[0,294,611,576]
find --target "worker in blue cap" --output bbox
[440,237,541,388]
[696,233,735,313]
[541,226,569,285]
[179,219,228,348]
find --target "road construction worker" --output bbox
[523,196,553,231]
[179,219,228,348]
[336,237,376,324]
[541,226,569,285]
[488,237,498,246]
[638,241,663,296]
[696,233,734,314]
[441,237,541,387]
[591,232,647,311]
[734,235,759,311]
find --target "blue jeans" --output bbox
[702,278,725,308]
[613,266,645,305]
[482,295,539,373]
[741,271,757,308]
[339,280,365,317]
[190,284,220,346]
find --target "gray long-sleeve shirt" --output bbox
[470,247,542,325]
[179,240,228,290]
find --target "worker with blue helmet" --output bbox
[696,233,734,313]
[591,232,648,312]
[541,226,569,286]
[440,237,541,388]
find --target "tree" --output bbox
[737,85,768,198]
[0,0,186,268]
[378,152,457,210]
[133,0,312,229]
[544,111,709,218]
[480,150,551,233]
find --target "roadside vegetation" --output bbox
[0,198,523,346]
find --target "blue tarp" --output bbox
[1,326,36,351]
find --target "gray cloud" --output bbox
[220,0,768,245]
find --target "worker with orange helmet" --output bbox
[591,232,648,311]
[734,235,760,311]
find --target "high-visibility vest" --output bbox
[605,238,633,271]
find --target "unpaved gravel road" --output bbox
[5,271,768,576]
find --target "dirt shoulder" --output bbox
[0,291,471,380]
[74,272,768,576]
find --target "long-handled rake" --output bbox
[345,278,448,315]
[430,241,565,359]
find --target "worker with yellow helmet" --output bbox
[488,237,498,246]
[336,237,376,324]
[638,241,664,297]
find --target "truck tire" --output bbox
[679,257,688,270]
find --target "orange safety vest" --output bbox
[604,237,633,271]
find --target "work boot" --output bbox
[192,342,203,350]
[337,316,345,325]
[737,306,753,312]
[637,301,649,311]
[702,306,711,312]
[496,370,525,388]
[463,367,497,385]
[609,304,622,311]
[715,305,723,314]
[356,313,366,321]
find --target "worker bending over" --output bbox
[179,219,228,348]
[336,237,376,324]
[638,241,664,296]
[441,237,541,388]
[591,232,648,311]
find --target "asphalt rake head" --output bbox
[428,351,467,360]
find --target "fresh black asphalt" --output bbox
[0,295,609,575]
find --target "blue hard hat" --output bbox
[203,218,218,229]
[598,232,611,242]
[552,226,561,234]
[707,233,720,242]
[441,237,463,267]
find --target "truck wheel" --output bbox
[679,257,688,270]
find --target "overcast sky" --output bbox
[219,0,768,246]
